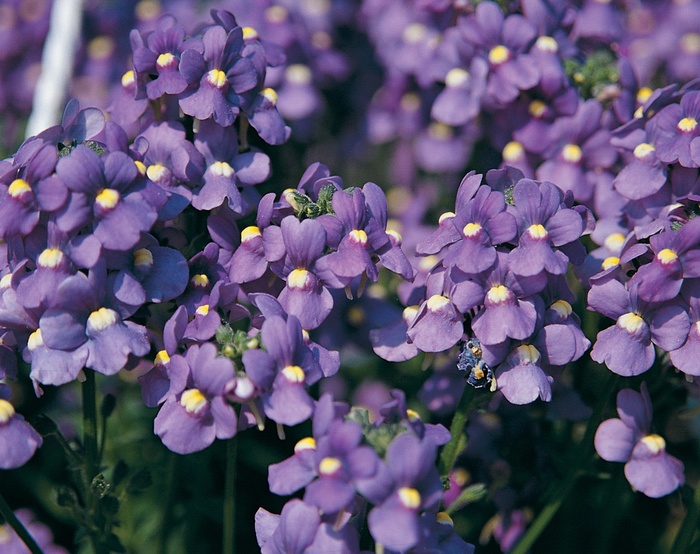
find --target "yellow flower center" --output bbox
[426,294,450,312]
[133,248,154,268]
[463,222,482,237]
[529,100,547,117]
[288,269,311,290]
[551,299,573,318]
[438,211,455,225]
[0,399,15,424]
[195,304,209,316]
[349,229,368,245]
[398,487,422,509]
[406,409,421,422]
[400,92,420,112]
[181,389,207,414]
[503,141,524,161]
[636,87,653,104]
[38,248,64,269]
[121,70,135,88]
[677,117,698,132]
[403,23,427,43]
[428,122,453,140]
[602,256,620,270]
[535,35,558,52]
[154,350,170,365]
[8,178,31,198]
[528,224,548,239]
[486,285,509,304]
[294,437,316,453]
[516,344,541,364]
[191,274,209,288]
[618,312,645,333]
[95,188,120,210]
[436,512,454,526]
[681,32,700,54]
[210,161,234,178]
[87,307,118,333]
[488,45,510,65]
[134,160,146,175]
[402,305,420,324]
[640,434,666,454]
[633,143,655,159]
[261,88,278,105]
[265,5,288,23]
[27,329,44,351]
[286,64,312,85]
[156,52,176,68]
[561,143,583,163]
[146,164,168,183]
[386,229,403,245]
[445,67,470,87]
[657,248,679,264]
[241,226,262,242]
[604,233,626,252]
[207,69,227,89]
[282,365,305,383]
[242,26,259,40]
[319,457,342,476]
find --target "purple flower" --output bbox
[649,90,700,167]
[594,384,684,498]
[365,433,443,552]
[670,283,700,375]
[53,146,158,251]
[0,141,65,238]
[494,323,579,405]
[588,278,690,376]
[536,100,617,203]
[179,25,257,127]
[241,315,323,426]
[0,396,42,469]
[458,1,540,108]
[631,218,700,303]
[272,216,334,330]
[255,499,361,554]
[131,16,202,100]
[37,267,150,379]
[508,179,584,278]
[153,342,237,454]
[192,118,270,212]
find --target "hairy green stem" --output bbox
[223,438,238,554]
[511,373,618,554]
[439,385,475,477]
[671,481,700,553]
[82,370,104,554]
[0,491,44,554]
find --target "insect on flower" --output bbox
[457,337,496,392]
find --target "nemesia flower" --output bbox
[594,384,684,498]
[0,394,42,469]
[0,508,69,554]
[588,278,690,375]
[365,432,443,552]
[153,342,237,454]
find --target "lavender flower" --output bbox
[594,384,684,497]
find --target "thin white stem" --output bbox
[26,0,84,138]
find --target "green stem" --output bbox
[223,438,238,554]
[439,386,475,477]
[671,482,700,553]
[82,370,104,554]
[0,491,44,554]
[511,373,618,554]
[157,453,178,554]
[82,370,99,487]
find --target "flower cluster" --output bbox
[371,169,591,405]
